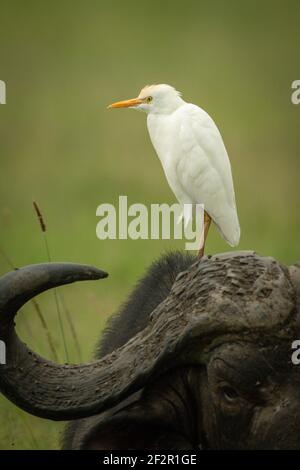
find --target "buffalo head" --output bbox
[0,251,300,449]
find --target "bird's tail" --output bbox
[214,207,241,247]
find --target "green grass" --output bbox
[0,0,299,449]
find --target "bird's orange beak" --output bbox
[107,97,143,109]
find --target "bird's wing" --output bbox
[176,104,240,246]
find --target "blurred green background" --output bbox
[0,0,299,449]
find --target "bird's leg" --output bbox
[198,211,211,257]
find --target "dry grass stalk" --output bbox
[58,293,82,362]
[32,201,77,364]
[31,299,59,362]
[33,201,46,232]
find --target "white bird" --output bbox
[108,84,240,256]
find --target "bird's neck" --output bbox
[150,97,185,115]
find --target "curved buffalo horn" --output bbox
[0,253,296,421]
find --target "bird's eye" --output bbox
[146,96,153,103]
[219,385,240,403]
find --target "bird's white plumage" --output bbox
[143,86,240,246]
[110,84,240,247]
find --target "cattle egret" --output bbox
[108,84,240,256]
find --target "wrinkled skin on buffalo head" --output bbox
[0,251,300,450]
[72,344,300,450]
